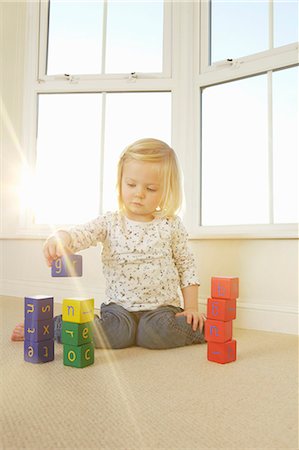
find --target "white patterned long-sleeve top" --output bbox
[68,212,199,311]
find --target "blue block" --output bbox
[24,339,54,363]
[51,255,82,277]
[24,296,53,322]
[25,317,54,342]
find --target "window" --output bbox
[199,0,298,231]
[46,0,165,75]
[21,1,298,237]
[23,0,171,228]
[35,92,171,224]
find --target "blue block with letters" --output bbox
[24,339,54,363]
[24,295,53,322]
[51,255,82,277]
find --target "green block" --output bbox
[63,343,94,368]
[62,321,93,346]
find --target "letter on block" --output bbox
[51,255,82,277]
[207,340,237,364]
[204,319,232,343]
[207,298,236,321]
[25,318,54,342]
[62,298,94,324]
[63,342,94,368]
[62,321,93,346]
[211,277,239,300]
[24,296,53,321]
[24,339,54,363]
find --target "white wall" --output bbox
[1,2,298,334]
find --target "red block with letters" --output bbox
[211,277,239,300]
[204,319,232,343]
[207,298,236,321]
[207,340,237,364]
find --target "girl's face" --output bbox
[121,159,163,222]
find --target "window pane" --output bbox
[106,0,164,73]
[274,0,299,48]
[211,0,268,63]
[35,94,102,224]
[103,92,171,212]
[273,67,298,223]
[201,76,269,225]
[47,1,103,75]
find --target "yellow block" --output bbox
[62,297,94,324]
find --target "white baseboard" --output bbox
[1,279,298,335]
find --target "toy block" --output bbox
[62,297,94,324]
[204,319,232,343]
[211,277,239,300]
[24,339,54,363]
[63,342,94,368]
[207,340,237,364]
[207,298,236,321]
[51,255,82,277]
[24,296,53,321]
[25,317,54,342]
[62,321,93,346]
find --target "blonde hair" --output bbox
[117,138,183,218]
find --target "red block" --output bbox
[211,277,239,300]
[204,319,232,343]
[207,340,237,364]
[207,298,236,321]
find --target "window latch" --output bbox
[128,72,137,82]
[64,74,78,84]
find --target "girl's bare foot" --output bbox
[11,323,25,341]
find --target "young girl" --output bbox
[12,138,206,349]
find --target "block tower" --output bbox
[62,297,95,368]
[205,277,239,364]
[24,295,54,363]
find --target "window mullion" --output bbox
[268,71,274,224]
[101,0,108,75]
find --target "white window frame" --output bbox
[189,0,299,239]
[17,0,298,240]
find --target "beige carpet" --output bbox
[0,296,298,450]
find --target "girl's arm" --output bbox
[176,285,206,332]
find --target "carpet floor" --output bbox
[0,296,298,450]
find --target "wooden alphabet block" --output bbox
[211,277,239,300]
[24,296,53,322]
[63,342,94,368]
[25,318,54,342]
[51,255,82,277]
[24,339,54,363]
[62,321,93,346]
[207,298,236,321]
[62,297,94,324]
[207,340,237,364]
[204,319,232,343]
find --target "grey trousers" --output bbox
[54,302,206,350]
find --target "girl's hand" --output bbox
[175,309,207,332]
[43,231,72,267]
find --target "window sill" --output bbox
[188,224,299,240]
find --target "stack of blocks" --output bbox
[62,297,95,368]
[204,277,239,364]
[24,295,54,363]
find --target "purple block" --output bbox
[24,296,53,322]
[24,339,54,363]
[51,255,82,277]
[25,318,54,342]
